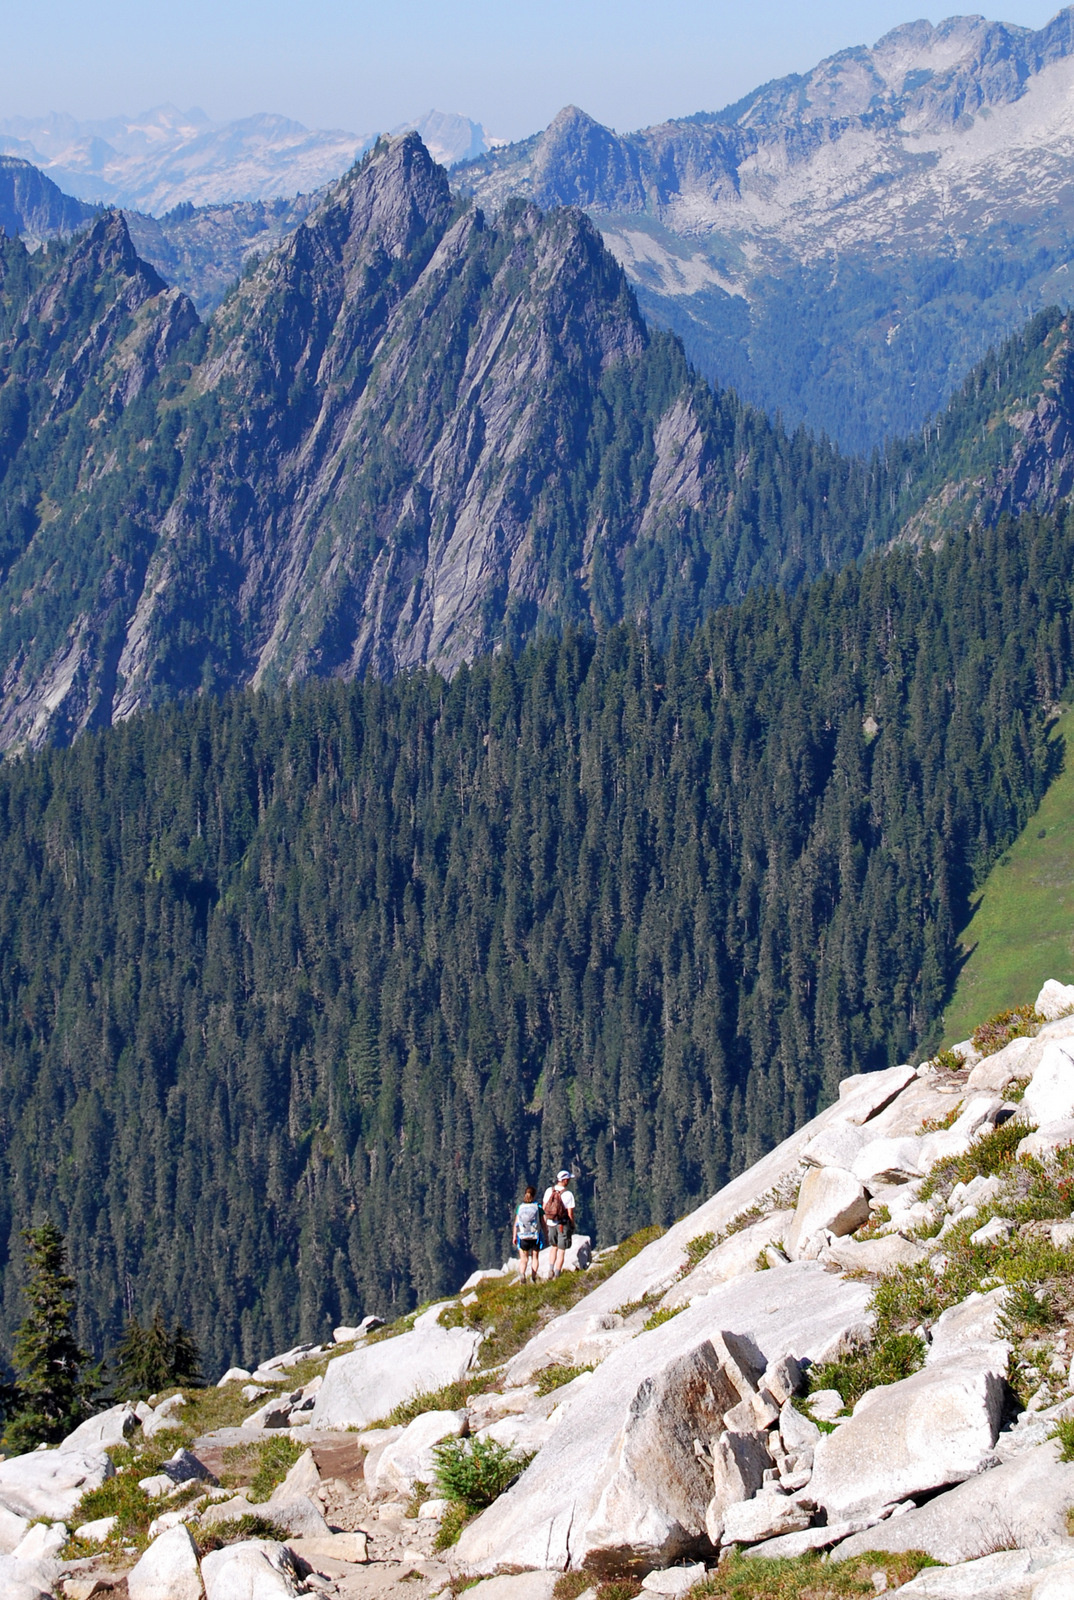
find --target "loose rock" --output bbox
[127,1523,204,1600]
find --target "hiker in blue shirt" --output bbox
[513,1185,545,1283]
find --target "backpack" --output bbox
[517,1201,541,1237]
[544,1187,568,1223]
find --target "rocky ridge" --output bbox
[9,981,1074,1596]
[0,132,897,753]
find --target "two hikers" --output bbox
[513,1169,576,1282]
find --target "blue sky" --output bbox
[3,0,1068,140]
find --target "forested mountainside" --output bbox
[0,133,909,755]
[457,11,1074,449]
[0,507,1068,1371]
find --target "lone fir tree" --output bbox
[5,1220,93,1451]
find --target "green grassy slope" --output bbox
[945,712,1074,1042]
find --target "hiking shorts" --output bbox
[517,1237,540,1253]
[547,1222,572,1249]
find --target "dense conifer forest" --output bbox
[0,507,1070,1371]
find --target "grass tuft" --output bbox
[686,1549,937,1598]
[643,1305,684,1332]
[386,1379,474,1426]
[534,1363,595,1397]
[807,1332,925,1409]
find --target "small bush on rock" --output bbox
[643,1305,684,1331]
[433,1435,534,1512]
[972,1005,1041,1057]
[1050,1416,1074,1462]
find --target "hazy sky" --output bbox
[2,0,1069,140]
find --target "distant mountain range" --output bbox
[9,16,1074,444]
[0,105,501,213]
[457,8,1074,450]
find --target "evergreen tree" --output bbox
[5,1221,94,1451]
[113,1309,203,1399]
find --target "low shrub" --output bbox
[931,1047,966,1073]
[807,1331,925,1409]
[642,1305,684,1332]
[971,1005,1041,1058]
[433,1436,535,1512]
[681,1233,716,1272]
[919,1118,1027,1198]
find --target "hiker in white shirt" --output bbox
[542,1170,576,1278]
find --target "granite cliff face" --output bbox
[458,10,1074,448]
[0,134,899,751]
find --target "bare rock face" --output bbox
[831,1440,1074,1564]
[311,1323,482,1429]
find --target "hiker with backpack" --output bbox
[542,1169,576,1278]
[513,1185,545,1283]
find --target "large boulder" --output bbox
[888,1546,1074,1598]
[831,1440,1074,1563]
[785,1166,869,1258]
[456,1261,872,1574]
[0,1505,29,1554]
[1022,1041,1074,1128]
[59,1402,140,1452]
[201,1538,308,1598]
[578,1337,757,1567]
[127,1523,204,1600]
[1038,981,1074,1021]
[0,1447,114,1520]
[310,1324,482,1429]
[370,1409,468,1499]
[808,1350,1007,1520]
[0,1551,57,1600]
